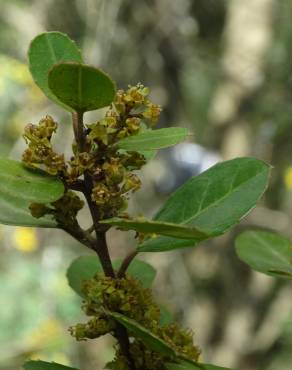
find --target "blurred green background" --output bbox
[1,1,292,369]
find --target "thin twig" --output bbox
[68,179,85,192]
[117,250,138,278]
[72,111,86,151]
[61,222,97,251]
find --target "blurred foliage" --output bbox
[1,1,292,370]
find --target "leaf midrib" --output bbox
[45,33,58,65]
[156,165,267,229]
[105,218,207,237]
[118,128,188,150]
[251,232,292,269]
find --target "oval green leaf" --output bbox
[116,127,189,151]
[235,230,292,279]
[24,361,78,370]
[138,157,270,252]
[67,256,156,296]
[28,32,83,109]
[107,311,177,357]
[48,62,116,112]
[101,218,208,240]
[166,361,235,370]
[0,158,64,227]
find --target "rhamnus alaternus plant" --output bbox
[0,32,271,370]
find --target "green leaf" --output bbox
[116,127,189,151]
[108,312,200,364]
[138,157,270,252]
[67,256,156,296]
[123,258,157,288]
[101,218,208,240]
[24,360,78,370]
[139,236,197,253]
[166,361,235,370]
[48,62,116,112]
[66,256,103,296]
[0,158,64,227]
[107,311,177,357]
[28,32,83,109]
[235,230,292,279]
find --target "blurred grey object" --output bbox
[154,142,220,194]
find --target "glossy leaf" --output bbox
[24,361,78,370]
[48,62,116,112]
[235,230,292,279]
[101,217,208,240]
[138,157,270,252]
[166,361,235,370]
[67,256,156,296]
[107,311,176,357]
[28,32,82,109]
[0,158,64,227]
[116,127,189,151]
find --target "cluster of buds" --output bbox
[22,83,161,227]
[90,156,142,218]
[29,191,84,228]
[114,83,161,127]
[86,83,162,151]
[79,83,161,218]
[70,274,200,369]
[22,116,66,176]
[72,273,160,335]
[70,314,114,341]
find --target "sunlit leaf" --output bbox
[138,157,270,252]
[116,128,189,151]
[67,256,156,296]
[48,62,116,112]
[28,32,82,109]
[0,158,64,227]
[235,230,292,279]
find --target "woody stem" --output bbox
[71,110,137,370]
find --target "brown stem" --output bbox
[71,111,136,369]
[82,173,115,278]
[114,325,136,370]
[68,179,85,192]
[61,222,97,251]
[117,250,138,278]
[72,111,85,151]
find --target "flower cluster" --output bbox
[22,84,161,225]
[70,274,200,370]
[80,83,161,218]
[29,191,84,228]
[22,115,66,176]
